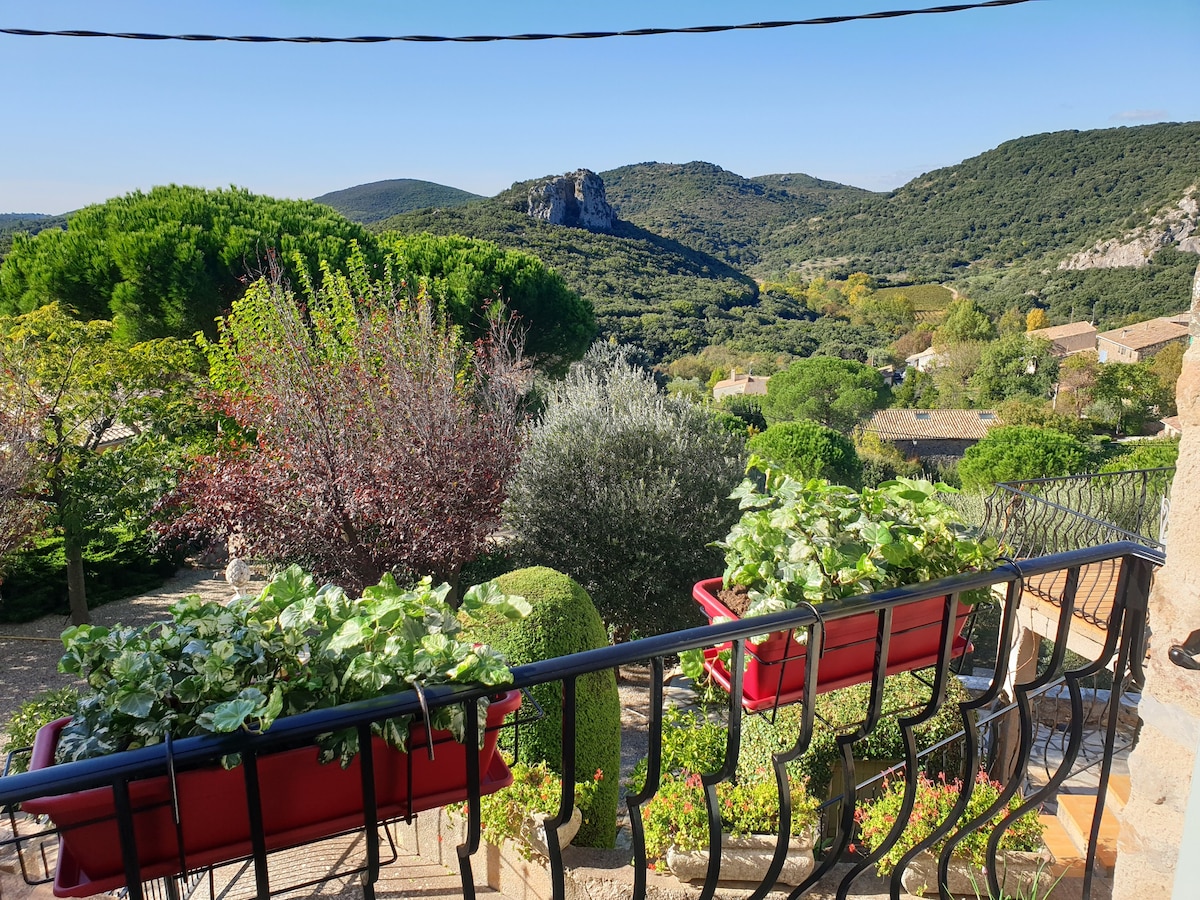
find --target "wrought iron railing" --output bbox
[982,467,1174,557]
[0,542,1160,900]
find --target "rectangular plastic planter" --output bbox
[24,689,522,897]
[693,578,971,711]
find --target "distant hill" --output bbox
[0,213,68,258]
[314,178,482,223]
[598,161,873,269]
[754,122,1200,280]
[749,172,876,207]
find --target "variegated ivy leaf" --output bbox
[326,617,371,654]
[115,689,157,718]
[460,581,531,622]
[198,698,259,733]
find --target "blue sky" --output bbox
[1,0,1197,214]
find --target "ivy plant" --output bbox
[54,566,530,767]
[717,458,1001,619]
[682,459,1001,681]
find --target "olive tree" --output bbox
[503,343,746,638]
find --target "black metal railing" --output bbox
[0,542,1160,900]
[982,467,1174,557]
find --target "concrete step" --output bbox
[1057,793,1121,875]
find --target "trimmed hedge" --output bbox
[747,420,863,487]
[466,566,621,848]
[0,531,177,623]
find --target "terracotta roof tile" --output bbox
[865,408,1002,441]
[1097,318,1188,351]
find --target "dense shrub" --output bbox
[748,420,863,487]
[504,343,745,638]
[160,265,523,594]
[0,532,177,623]
[1099,437,1179,473]
[1,687,81,774]
[958,426,1092,492]
[717,394,768,433]
[735,671,972,798]
[464,567,621,848]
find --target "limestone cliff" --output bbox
[1059,187,1200,270]
[526,169,616,232]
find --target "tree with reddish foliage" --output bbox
[159,260,525,594]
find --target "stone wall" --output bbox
[1112,264,1200,898]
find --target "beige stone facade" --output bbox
[1112,268,1200,898]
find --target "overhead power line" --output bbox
[1,0,1039,45]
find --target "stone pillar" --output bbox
[1112,264,1200,898]
[993,616,1041,782]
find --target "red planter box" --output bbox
[24,689,521,897]
[693,579,971,711]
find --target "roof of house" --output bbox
[905,347,943,364]
[1097,318,1189,351]
[1028,321,1097,341]
[865,408,1002,441]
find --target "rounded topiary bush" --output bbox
[747,420,863,487]
[466,566,621,848]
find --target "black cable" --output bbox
[0,0,1040,45]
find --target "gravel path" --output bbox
[0,567,240,745]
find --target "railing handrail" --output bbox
[994,465,1176,490]
[993,483,1162,548]
[0,540,1162,810]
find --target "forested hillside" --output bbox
[375,203,761,360]
[598,161,870,269]
[0,213,68,257]
[754,123,1200,297]
[313,178,482,223]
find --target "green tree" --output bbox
[928,342,984,408]
[936,298,996,345]
[747,421,862,487]
[503,343,745,639]
[970,334,1059,404]
[762,357,888,432]
[383,233,594,375]
[1087,361,1171,436]
[997,306,1025,336]
[849,291,916,337]
[0,186,380,343]
[1100,437,1179,473]
[0,304,202,623]
[1148,341,1185,413]
[958,425,1092,491]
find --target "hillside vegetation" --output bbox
[374,203,760,361]
[313,178,482,223]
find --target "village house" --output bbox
[711,370,770,400]
[903,346,946,373]
[1027,321,1098,358]
[864,407,1002,460]
[1096,317,1189,363]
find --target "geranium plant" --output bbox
[53,565,531,767]
[630,709,818,863]
[717,459,1002,619]
[854,769,1044,876]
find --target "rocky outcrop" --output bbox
[1059,187,1199,270]
[527,169,616,231]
